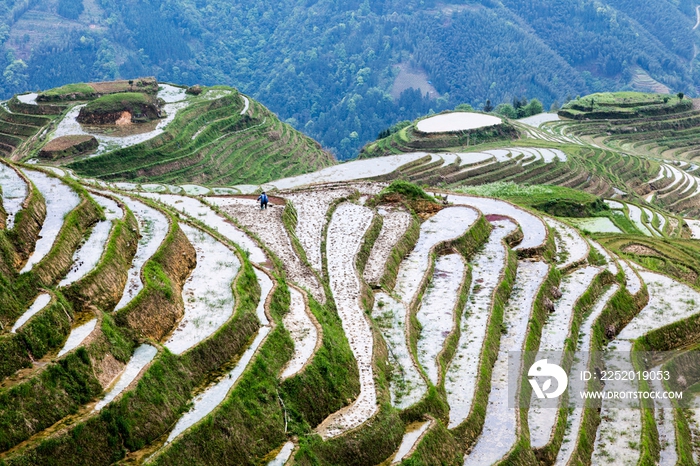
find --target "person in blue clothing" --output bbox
[257,191,269,210]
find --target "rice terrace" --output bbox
[1,80,700,466]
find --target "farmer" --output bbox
[257,191,269,210]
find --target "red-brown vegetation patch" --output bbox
[38,135,98,160]
[485,214,517,222]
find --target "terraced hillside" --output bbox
[2,84,700,465]
[549,92,700,163]
[0,155,695,465]
[1,80,336,187]
[0,105,52,159]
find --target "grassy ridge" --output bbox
[0,106,51,157]
[8,97,64,116]
[0,173,106,380]
[114,209,196,342]
[150,278,290,466]
[0,292,72,379]
[533,270,615,463]
[0,199,137,378]
[1,167,46,272]
[0,314,134,454]
[1,255,261,465]
[598,235,700,289]
[62,196,139,312]
[25,176,103,288]
[496,264,561,466]
[559,92,691,120]
[566,280,649,465]
[360,115,519,159]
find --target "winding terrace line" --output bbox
[19,169,80,273]
[153,262,275,454]
[450,194,548,251]
[363,207,412,286]
[463,260,549,466]
[0,161,27,229]
[94,344,158,412]
[554,284,620,466]
[591,270,700,465]
[58,193,123,287]
[11,293,52,333]
[545,217,589,270]
[206,195,324,303]
[528,266,601,449]
[389,420,433,464]
[280,286,320,380]
[110,193,169,311]
[281,187,355,273]
[372,292,427,408]
[269,153,427,190]
[317,202,376,438]
[240,96,250,115]
[386,206,479,408]
[164,223,240,355]
[163,327,271,445]
[57,318,98,357]
[619,258,643,295]
[416,254,466,386]
[445,219,516,428]
[140,193,266,264]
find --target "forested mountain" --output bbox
[0,0,698,159]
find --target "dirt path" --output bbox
[240,96,250,115]
[694,5,700,30]
[206,196,325,303]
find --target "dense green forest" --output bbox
[0,0,697,159]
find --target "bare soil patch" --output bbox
[621,243,663,257]
[88,77,158,95]
[115,111,132,126]
[391,63,439,100]
[211,197,325,302]
[38,135,98,160]
[211,194,286,206]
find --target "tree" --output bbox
[57,0,85,19]
[3,59,28,92]
[513,96,527,109]
[678,92,685,101]
[483,99,494,112]
[455,103,474,112]
[523,98,544,117]
[495,103,517,119]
